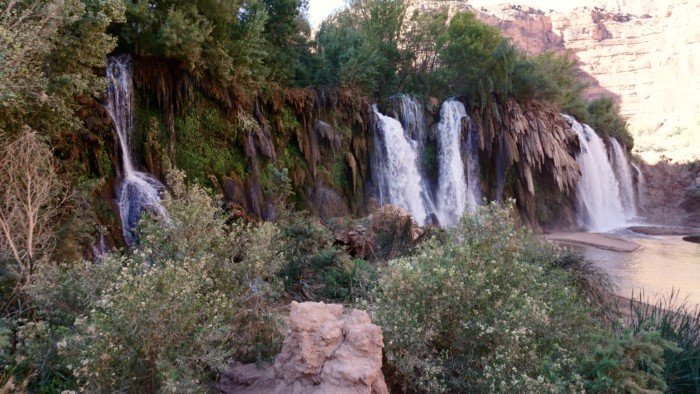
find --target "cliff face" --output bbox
[414,0,700,162]
[484,1,700,163]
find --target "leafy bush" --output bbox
[587,96,633,149]
[374,202,599,392]
[26,170,286,393]
[276,209,367,301]
[578,328,679,393]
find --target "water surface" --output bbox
[579,235,700,306]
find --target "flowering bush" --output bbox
[374,202,600,392]
[29,170,285,393]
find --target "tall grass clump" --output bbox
[629,290,700,393]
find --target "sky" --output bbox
[306,0,589,27]
[307,0,346,27]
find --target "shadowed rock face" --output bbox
[220,302,388,394]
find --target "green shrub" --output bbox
[276,209,349,300]
[374,202,602,392]
[587,96,633,149]
[28,170,285,393]
[578,328,679,393]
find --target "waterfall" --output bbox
[435,100,479,226]
[105,55,169,245]
[392,94,427,145]
[631,163,646,211]
[465,115,482,209]
[609,138,638,220]
[372,105,433,226]
[564,114,626,232]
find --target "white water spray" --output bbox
[372,105,433,225]
[435,100,479,225]
[610,138,638,220]
[105,56,169,245]
[564,114,626,232]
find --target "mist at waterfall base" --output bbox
[105,56,169,246]
[372,96,481,226]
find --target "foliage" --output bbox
[314,0,409,96]
[628,291,700,393]
[22,170,286,393]
[374,202,636,393]
[276,209,347,300]
[173,103,247,184]
[122,0,308,86]
[0,0,124,139]
[435,12,517,107]
[587,96,634,148]
[578,327,679,393]
[512,51,588,117]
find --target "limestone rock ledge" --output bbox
[219,302,389,394]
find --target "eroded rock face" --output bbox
[220,302,388,394]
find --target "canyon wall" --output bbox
[414,0,700,162]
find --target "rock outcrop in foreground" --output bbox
[220,302,388,394]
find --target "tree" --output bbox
[587,96,633,148]
[0,130,68,297]
[0,0,124,139]
[435,11,516,106]
[314,0,409,96]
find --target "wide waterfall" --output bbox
[372,105,433,225]
[610,138,638,220]
[435,100,479,226]
[105,55,169,245]
[565,115,626,231]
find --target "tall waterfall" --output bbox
[610,138,638,220]
[372,104,433,226]
[565,115,626,231]
[105,56,169,245]
[435,100,479,226]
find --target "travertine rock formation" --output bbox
[414,0,700,162]
[220,302,388,394]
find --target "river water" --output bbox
[579,233,700,306]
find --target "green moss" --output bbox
[100,147,114,178]
[423,141,439,183]
[279,108,301,134]
[174,102,247,186]
[332,156,350,190]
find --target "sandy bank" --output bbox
[545,232,641,252]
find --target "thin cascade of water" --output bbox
[105,55,169,245]
[564,114,626,232]
[435,100,479,226]
[465,115,482,209]
[372,105,432,226]
[392,94,427,145]
[631,162,646,211]
[609,138,638,220]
